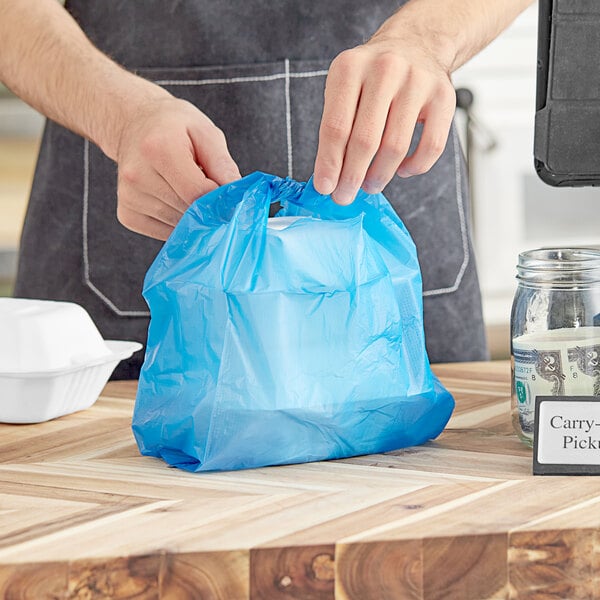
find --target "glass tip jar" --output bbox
[511,247,600,447]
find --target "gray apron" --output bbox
[15,0,488,379]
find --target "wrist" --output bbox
[94,72,171,161]
[373,0,535,74]
[370,7,459,73]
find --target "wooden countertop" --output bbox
[1,361,599,599]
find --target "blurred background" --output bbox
[0,83,43,297]
[452,3,600,357]
[2,3,599,359]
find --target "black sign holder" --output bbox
[533,396,600,476]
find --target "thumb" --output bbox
[190,120,241,186]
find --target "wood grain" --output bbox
[422,534,508,600]
[67,555,160,600]
[160,551,248,600]
[336,540,422,600]
[0,562,67,599]
[509,529,600,600]
[251,545,335,599]
[1,361,599,599]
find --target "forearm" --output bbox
[0,0,169,160]
[373,0,535,73]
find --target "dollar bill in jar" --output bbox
[512,327,600,445]
[511,247,600,447]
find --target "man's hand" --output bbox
[313,34,455,205]
[313,0,535,205]
[114,95,240,240]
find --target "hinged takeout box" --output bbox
[0,298,141,423]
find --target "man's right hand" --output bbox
[114,95,241,241]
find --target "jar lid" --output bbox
[517,247,600,285]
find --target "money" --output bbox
[513,347,566,436]
[567,343,600,396]
[513,328,600,441]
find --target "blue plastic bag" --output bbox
[132,172,454,472]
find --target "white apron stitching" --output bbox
[284,59,293,178]
[84,68,329,315]
[422,125,470,297]
[82,139,151,317]
[83,68,466,315]
[153,69,329,86]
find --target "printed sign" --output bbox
[533,396,600,475]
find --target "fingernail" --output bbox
[362,179,383,194]
[397,167,413,178]
[315,177,335,195]
[332,188,355,205]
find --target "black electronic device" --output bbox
[534,0,600,186]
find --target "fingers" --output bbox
[189,117,242,187]
[362,96,422,193]
[116,204,175,241]
[115,97,244,240]
[137,131,218,205]
[331,69,398,204]
[314,44,456,205]
[118,182,185,226]
[118,133,216,240]
[397,83,456,177]
[313,50,362,196]
[120,162,190,214]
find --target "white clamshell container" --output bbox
[0,298,142,423]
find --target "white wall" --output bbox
[453,3,600,328]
